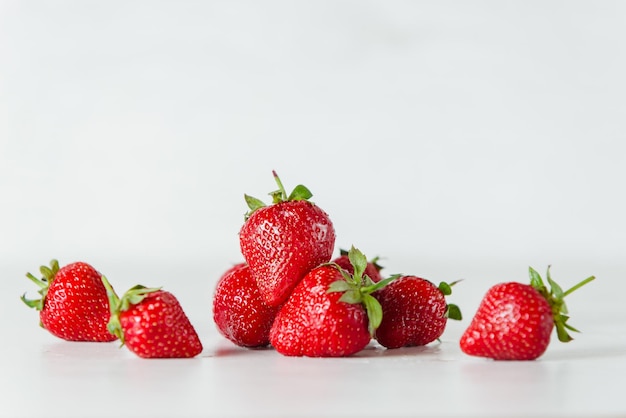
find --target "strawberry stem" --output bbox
[563,275,596,297]
[272,170,288,202]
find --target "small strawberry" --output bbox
[213,263,280,348]
[102,276,203,358]
[332,248,383,283]
[270,246,396,357]
[21,260,117,342]
[460,266,595,360]
[375,276,462,349]
[240,171,336,307]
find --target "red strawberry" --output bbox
[332,248,383,283]
[240,171,336,307]
[375,276,462,349]
[21,260,117,342]
[270,247,395,357]
[213,263,280,348]
[460,266,595,360]
[102,277,203,358]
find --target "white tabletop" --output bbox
[2,259,625,418]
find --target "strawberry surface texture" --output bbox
[269,264,372,357]
[213,263,280,347]
[103,277,203,359]
[460,267,595,360]
[21,260,117,342]
[239,171,335,307]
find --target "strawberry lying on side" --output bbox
[102,276,203,358]
[240,171,336,307]
[213,263,280,348]
[21,260,117,342]
[332,248,383,283]
[270,247,396,357]
[375,276,462,349]
[460,266,595,361]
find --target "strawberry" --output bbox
[239,171,336,307]
[375,276,462,349]
[21,260,117,342]
[102,276,203,358]
[332,248,383,283]
[269,247,395,357]
[459,266,595,360]
[213,263,280,348]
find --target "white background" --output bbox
[1,1,625,417]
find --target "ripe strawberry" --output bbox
[240,171,336,307]
[270,247,395,357]
[375,276,462,349]
[21,260,117,342]
[332,248,383,283]
[102,276,203,358]
[460,266,595,360]
[213,263,280,348]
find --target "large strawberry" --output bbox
[102,276,203,358]
[375,276,462,349]
[460,266,595,360]
[213,263,280,348]
[21,260,117,342]
[240,171,336,307]
[270,247,396,357]
[332,248,383,283]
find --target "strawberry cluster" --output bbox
[212,172,462,357]
[21,172,596,361]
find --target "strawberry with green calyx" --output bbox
[269,246,398,357]
[332,248,384,283]
[375,277,462,349]
[240,171,336,307]
[102,276,203,359]
[460,266,595,361]
[21,260,117,342]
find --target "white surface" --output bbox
[2,1,626,417]
[3,259,626,418]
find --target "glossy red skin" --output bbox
[375,276,447,348]
[460,282,554,361]
[213,264,280,348]
[240,200,335,307]
[270,265,370,357]
[332,255,382,283]
[40,262,117,342]
[120,290,203,358]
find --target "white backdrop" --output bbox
[1,1,625,293]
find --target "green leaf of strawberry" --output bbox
[326,246,398,337]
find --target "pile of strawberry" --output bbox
[212,172,596,359]
[21,172,596,361]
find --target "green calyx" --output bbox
[101,275,161,345]
[21,259,60,312]
[438,280,463,321]
[327,246,399,337]
[529,266,596,343]
[244,170,313,220]
[339,248,384,273]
